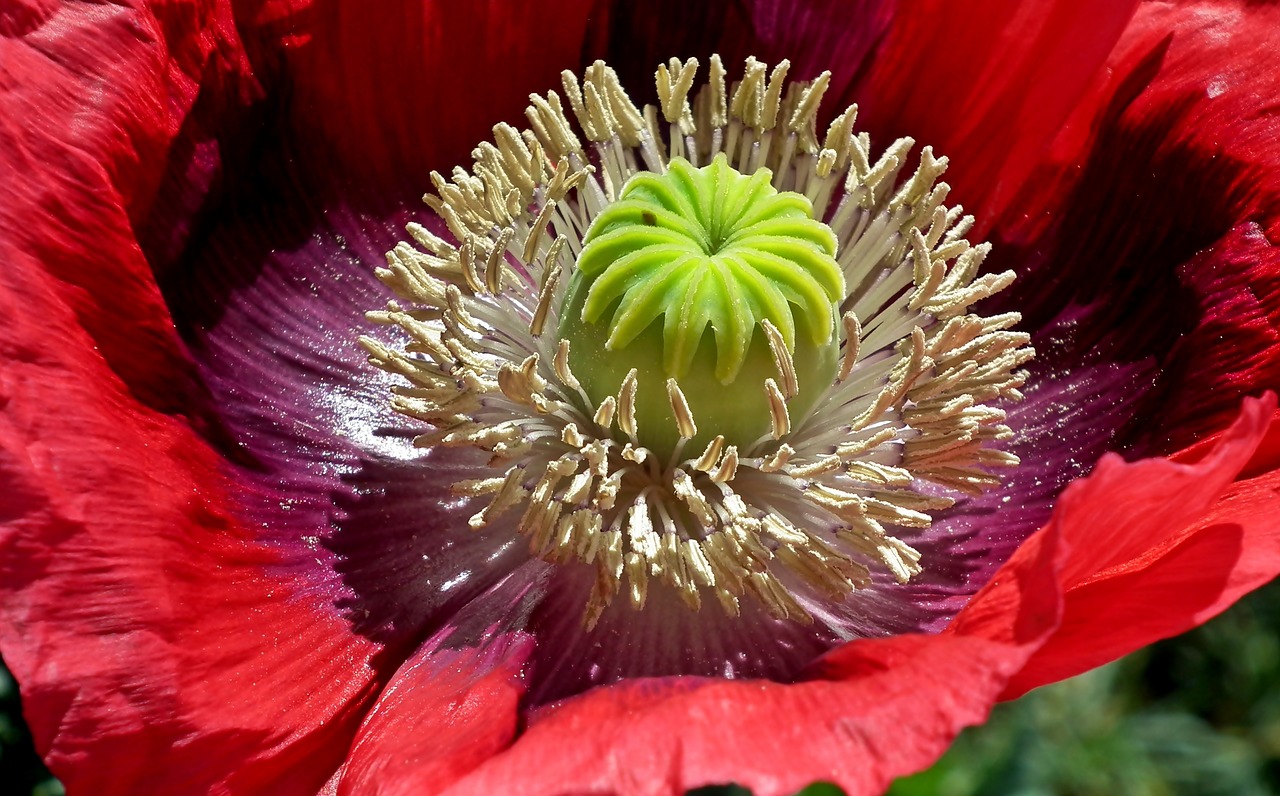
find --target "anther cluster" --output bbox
[362,55,1034,629]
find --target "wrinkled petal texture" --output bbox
[0,0,590,793]
[0,2,391,794]
[3,1,1280,795]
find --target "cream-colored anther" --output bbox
[656,56,699,133]
[467,466,527,529]
[760,59,791,130]
[672,469,716,527]
[529,237,566,337]
[838,310,862,383]
[593,395,617,430]
[485,227,513,294]
[707,54,727,129]
[561,423,584,447]
[553,338,580,390]
[666,378,698,439]
[693,435,725,473]
[457,239,485,294]
[764,378,790,439]
[760,443,794,473]
[617,369,639,439]
[760,319,798,399]
[787,71,830,140]
[709,445,739,483]
[497,354,542,406]
[560,69,599,141]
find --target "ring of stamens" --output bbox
[362,55,1034,630]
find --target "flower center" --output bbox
[362,55,1033,630]
[558,154,844,460]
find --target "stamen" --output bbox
[666,378,698,440]
[764,378,790,439]
[693,435,726,473]
[761,319,798,399]
[617,369,639,440]
[363,54,1033,631]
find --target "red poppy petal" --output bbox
[436,516,1063,796]
[0,253,386,794]
[980,395,1280,699]
[1023,0,1280,243]
[1152,224,1280,451]
[584,0,893,107]
[334,569,546,796]
[852,0,1140,233]
[0,0,252,410]
[448,639,1045,796]
[338,639,530,796]
[283,0,597,190]
[0,2,388,792]
[987,2,1280,453]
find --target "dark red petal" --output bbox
[585,0,894,102]
[852,0,1140,232]
[282,0,597,190]
[986,2,1280,453]
[1016,0,1280,243]
[979,395,1280,698]
[1153,224,1280,451]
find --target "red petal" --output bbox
[440,499,1063,796]
[975,395,1280,698]
[0,253,386,794]
[0,3,388,792]
[583,0,894,105]
[1021,1,1280,242]
[283,0,597,190]
[448,637,1045,796]
[0,0,252,407]
[1154,224,1280,451]
[984,2,1280,457]
[335,632,533,796]
[852,0,1140,234]
[435,397,1279,796]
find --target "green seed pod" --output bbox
[559,154,846,459]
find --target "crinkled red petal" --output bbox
[0,2,390,792]
[0,201,384,795]
[448,638,1044,796]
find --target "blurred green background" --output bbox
[5,582,1279,795]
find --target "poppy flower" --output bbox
[2,1,1279,795]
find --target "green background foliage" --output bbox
[4,582,1278,795]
